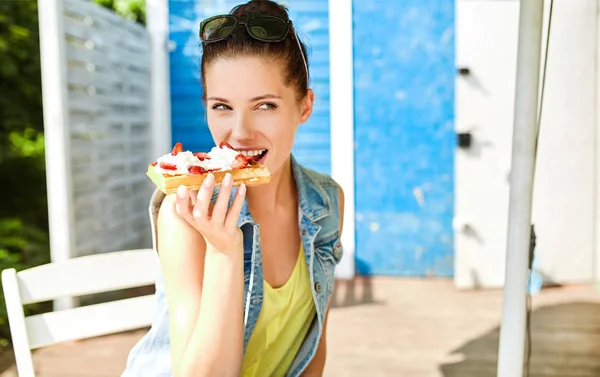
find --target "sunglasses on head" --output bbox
[199,14,309,85]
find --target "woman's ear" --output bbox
[299,89,314,124]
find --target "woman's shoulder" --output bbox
[153,192,204,248]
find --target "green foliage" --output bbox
[0,1,44,162]
[0,0,50,349]
[94,0,116,9]
[0,217,50,347]
[94,0,147,25]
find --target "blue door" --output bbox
[168,0,331,174]
[353,1,456,277]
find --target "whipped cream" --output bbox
[201,146,240,171]
[153,146,240,175]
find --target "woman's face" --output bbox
[204,56,313,177]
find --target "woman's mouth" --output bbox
[237,149,268,163]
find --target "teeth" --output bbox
[240,149,265,157]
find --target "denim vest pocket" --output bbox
[313,230,342,294]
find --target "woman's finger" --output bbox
[189,190,198,206]
[193,174,215,223]
[211,173,233,225]
[175,185,195,224]
[225,183,246,230]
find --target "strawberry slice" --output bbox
[219,141,234,150]
[171,142,183,156]
[159,162,177,170]
[231,154,249,170]
[194,152,210,161]
[188,165,206,175]
[241,153,254,162]
[207,168,222,172]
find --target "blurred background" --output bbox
[1,0,600,376]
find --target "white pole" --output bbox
[594,0,600,290]
[497,1,545,376]
[37,0,76,310]
[146,0,172,160]
[328,0,355,279]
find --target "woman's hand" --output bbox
[174,172,246,252]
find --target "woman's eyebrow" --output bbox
[250,94,282,102]
[206,96,229,102]
[206,94,282,102]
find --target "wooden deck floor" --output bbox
[1,278,599,377]
[327,278,600,377]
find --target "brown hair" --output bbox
[200,0,310,101]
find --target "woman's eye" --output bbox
[256,102,277,111]
[212,103,231,111]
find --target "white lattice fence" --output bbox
[39,0,153,265]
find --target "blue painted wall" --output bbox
[353,1,456,277]
[168,0,331,174]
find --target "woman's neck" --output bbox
[246,156,297,216]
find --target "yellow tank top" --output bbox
[241,245,316,377]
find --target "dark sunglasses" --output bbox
[199,14,309,84]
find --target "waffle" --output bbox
[146,161,272,194]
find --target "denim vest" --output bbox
[122,155,343,377]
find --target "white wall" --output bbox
[454,0,597,288]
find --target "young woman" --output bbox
[122,1,344,376]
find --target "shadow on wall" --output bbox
[331,258,385,309]
[438,302,600,377]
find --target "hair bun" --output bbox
[230,0,290,20]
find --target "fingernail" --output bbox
[177,185,187,198]
[193,209,201,218]
[223,173,232,187]
[238,183,246,196]
[203,174,214,188]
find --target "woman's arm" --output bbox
[301,183,345,376]
[157,175,246,377]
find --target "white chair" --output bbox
[1,248,157,377]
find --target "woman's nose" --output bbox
[231,114,255,140]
